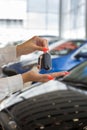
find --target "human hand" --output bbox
[22,70,70,83]
[16,36,48,57]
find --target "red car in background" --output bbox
[50,39,86,56]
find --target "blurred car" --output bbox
[40,41,87,74]
[2,59,37,76]
[50,39,86,56]
[2,39,86,76]
[61,60,87,88]
[0,61,87,130]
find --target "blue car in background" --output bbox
[40,41,87,74]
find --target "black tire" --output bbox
[0,123,5,130]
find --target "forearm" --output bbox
[16,44,23,57]
[22,72,29,83]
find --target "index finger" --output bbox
[50,71,69,78]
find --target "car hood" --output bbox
[1,78,87,111]
[0,80,67,111]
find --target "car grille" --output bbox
[1,90,87,130]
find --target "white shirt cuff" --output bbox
[0,74,23,101]
[7,74,23,94]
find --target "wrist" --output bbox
[22,73,29,83]
[16,45,22,57]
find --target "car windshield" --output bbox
[63,61,87,85]
[50,40,85,56]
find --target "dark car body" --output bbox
[0,61,87,130]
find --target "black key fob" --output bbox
[38,52,52,70]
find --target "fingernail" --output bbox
[64,72,70,75]
[48,75,54,80]
[43,47,49,52]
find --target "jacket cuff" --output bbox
[7,74,24,94]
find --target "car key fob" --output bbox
[38,52,52,70]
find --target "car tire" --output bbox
[0,123,5,130]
